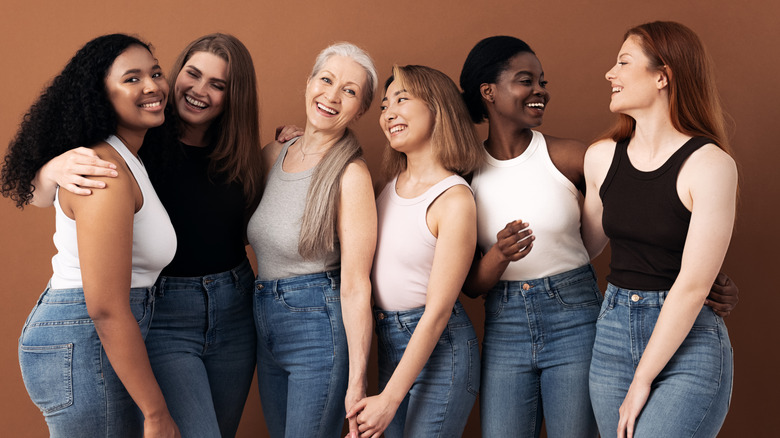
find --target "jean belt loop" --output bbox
[155,277,165,298]
[230,268,240,286]
[503,282,509,303]
[327,270,339,290]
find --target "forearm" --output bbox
[381,306,452,404]
[632,285,709,385]
[463,246,508,297]
[29,163,58,207]
[340,278,372,391]
[93,313,170,420]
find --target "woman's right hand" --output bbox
[143,413,181,438]
[44,147,118,195]
[493,220,534,262]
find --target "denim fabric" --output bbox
[374,300,479,438]
[254,270,348,438]
[589,284,733,437]
[18,285,153,437]
[480,264,601,438]
[145,258,256,438]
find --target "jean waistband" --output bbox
[256,269,340,293]
[41,284,152,304]
[156,258,253,290]
[494,264,596,295]
[373,300,466,326]
[605,283,670,307]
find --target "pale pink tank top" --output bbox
[371,174,471,311]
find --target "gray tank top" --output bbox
[247,138,340,280]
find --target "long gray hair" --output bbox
[298,42,377,260]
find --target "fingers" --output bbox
[275,125,304,142]
[496,220,534,260]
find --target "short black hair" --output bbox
[459,36,535,124]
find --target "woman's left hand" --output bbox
[346,393,399,438]
[617,380,651,438]
[344,384,366,438]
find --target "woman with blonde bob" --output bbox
[347,65,483,438]
[583,21,736,437]
[247,42,377,438]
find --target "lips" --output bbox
[317,102,338,115]
[184,95,208,109]
[389,124,407,135]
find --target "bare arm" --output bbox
[617,146,737,438]
[66,145,178,437]
[581,140,615,259]
[462,220,534,298]
[30,147,118,207]
[338,161,377,438]
[349,185,477,438]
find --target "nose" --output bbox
[605,65,617,81]
[191,79,206,96]
[143,76,160,94]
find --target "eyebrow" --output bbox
[381,88,408,102]
[185,65,227,84]
[121,65,162,76]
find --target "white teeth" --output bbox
[185,95,207,108]
[317,103,337,115]
[527,102,545,108]
[390,125,406,134]
[612,87,622,93]
[141,101,161,108]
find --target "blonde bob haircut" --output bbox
[383,65,483,179]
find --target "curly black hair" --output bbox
[1,34,151,208]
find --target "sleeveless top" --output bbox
[51,135,177,289]
[372,174,471,311]
[248,138,340,280]
[143,140,246,277]
[600,136,712,290]
[471,130,589,280]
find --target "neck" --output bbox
[301,123,345,154]
[629,105,687,153]
[179,122,210,147]
[398,142,451,187]
[114,127,146,157]
[485,121,534,160]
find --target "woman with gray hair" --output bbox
[247,42,378,438]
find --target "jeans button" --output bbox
[377,313,386,320]
[256,284,264,290]
[522,283,531,291]
[631,294,641,302]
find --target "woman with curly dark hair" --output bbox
[1,34,179,437]
[22,34,264,437]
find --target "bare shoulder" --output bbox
[261,140,285,164]
[682,144,738,184]
[431,184,475,214]
[545,134,588,153]
[61,142,135,216]
[341,159,373,192]
[544,134,588,188]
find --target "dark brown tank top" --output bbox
[599,136,712,290]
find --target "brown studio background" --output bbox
[1,0,777,436]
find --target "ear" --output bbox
[656,66,670,90]
[480,83,496,103]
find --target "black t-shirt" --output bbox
[141,140,247,277]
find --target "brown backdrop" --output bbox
[1,0,777,436]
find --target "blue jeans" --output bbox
[19,285,153,437]
[145,258,256,438]
[254,270,348,438]
[589,284,733,437]
[375,300,479,438]
[480,264,601,438]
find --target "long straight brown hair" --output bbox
[168,33,263,208]
[603,21,731,155]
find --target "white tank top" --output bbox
[372,174,471,311]
[471,130,589,280]
[51,135,177,289]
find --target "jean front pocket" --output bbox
[19,343,74,414]
[279,285,328,312]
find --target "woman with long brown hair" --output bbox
[583,21,736,437]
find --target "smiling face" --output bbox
[174,51,228,130]
[379,79,434,154]
[486,52,549,130]
[605,35,666,115]
[104,45,168,134]
[305,55,366,134]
